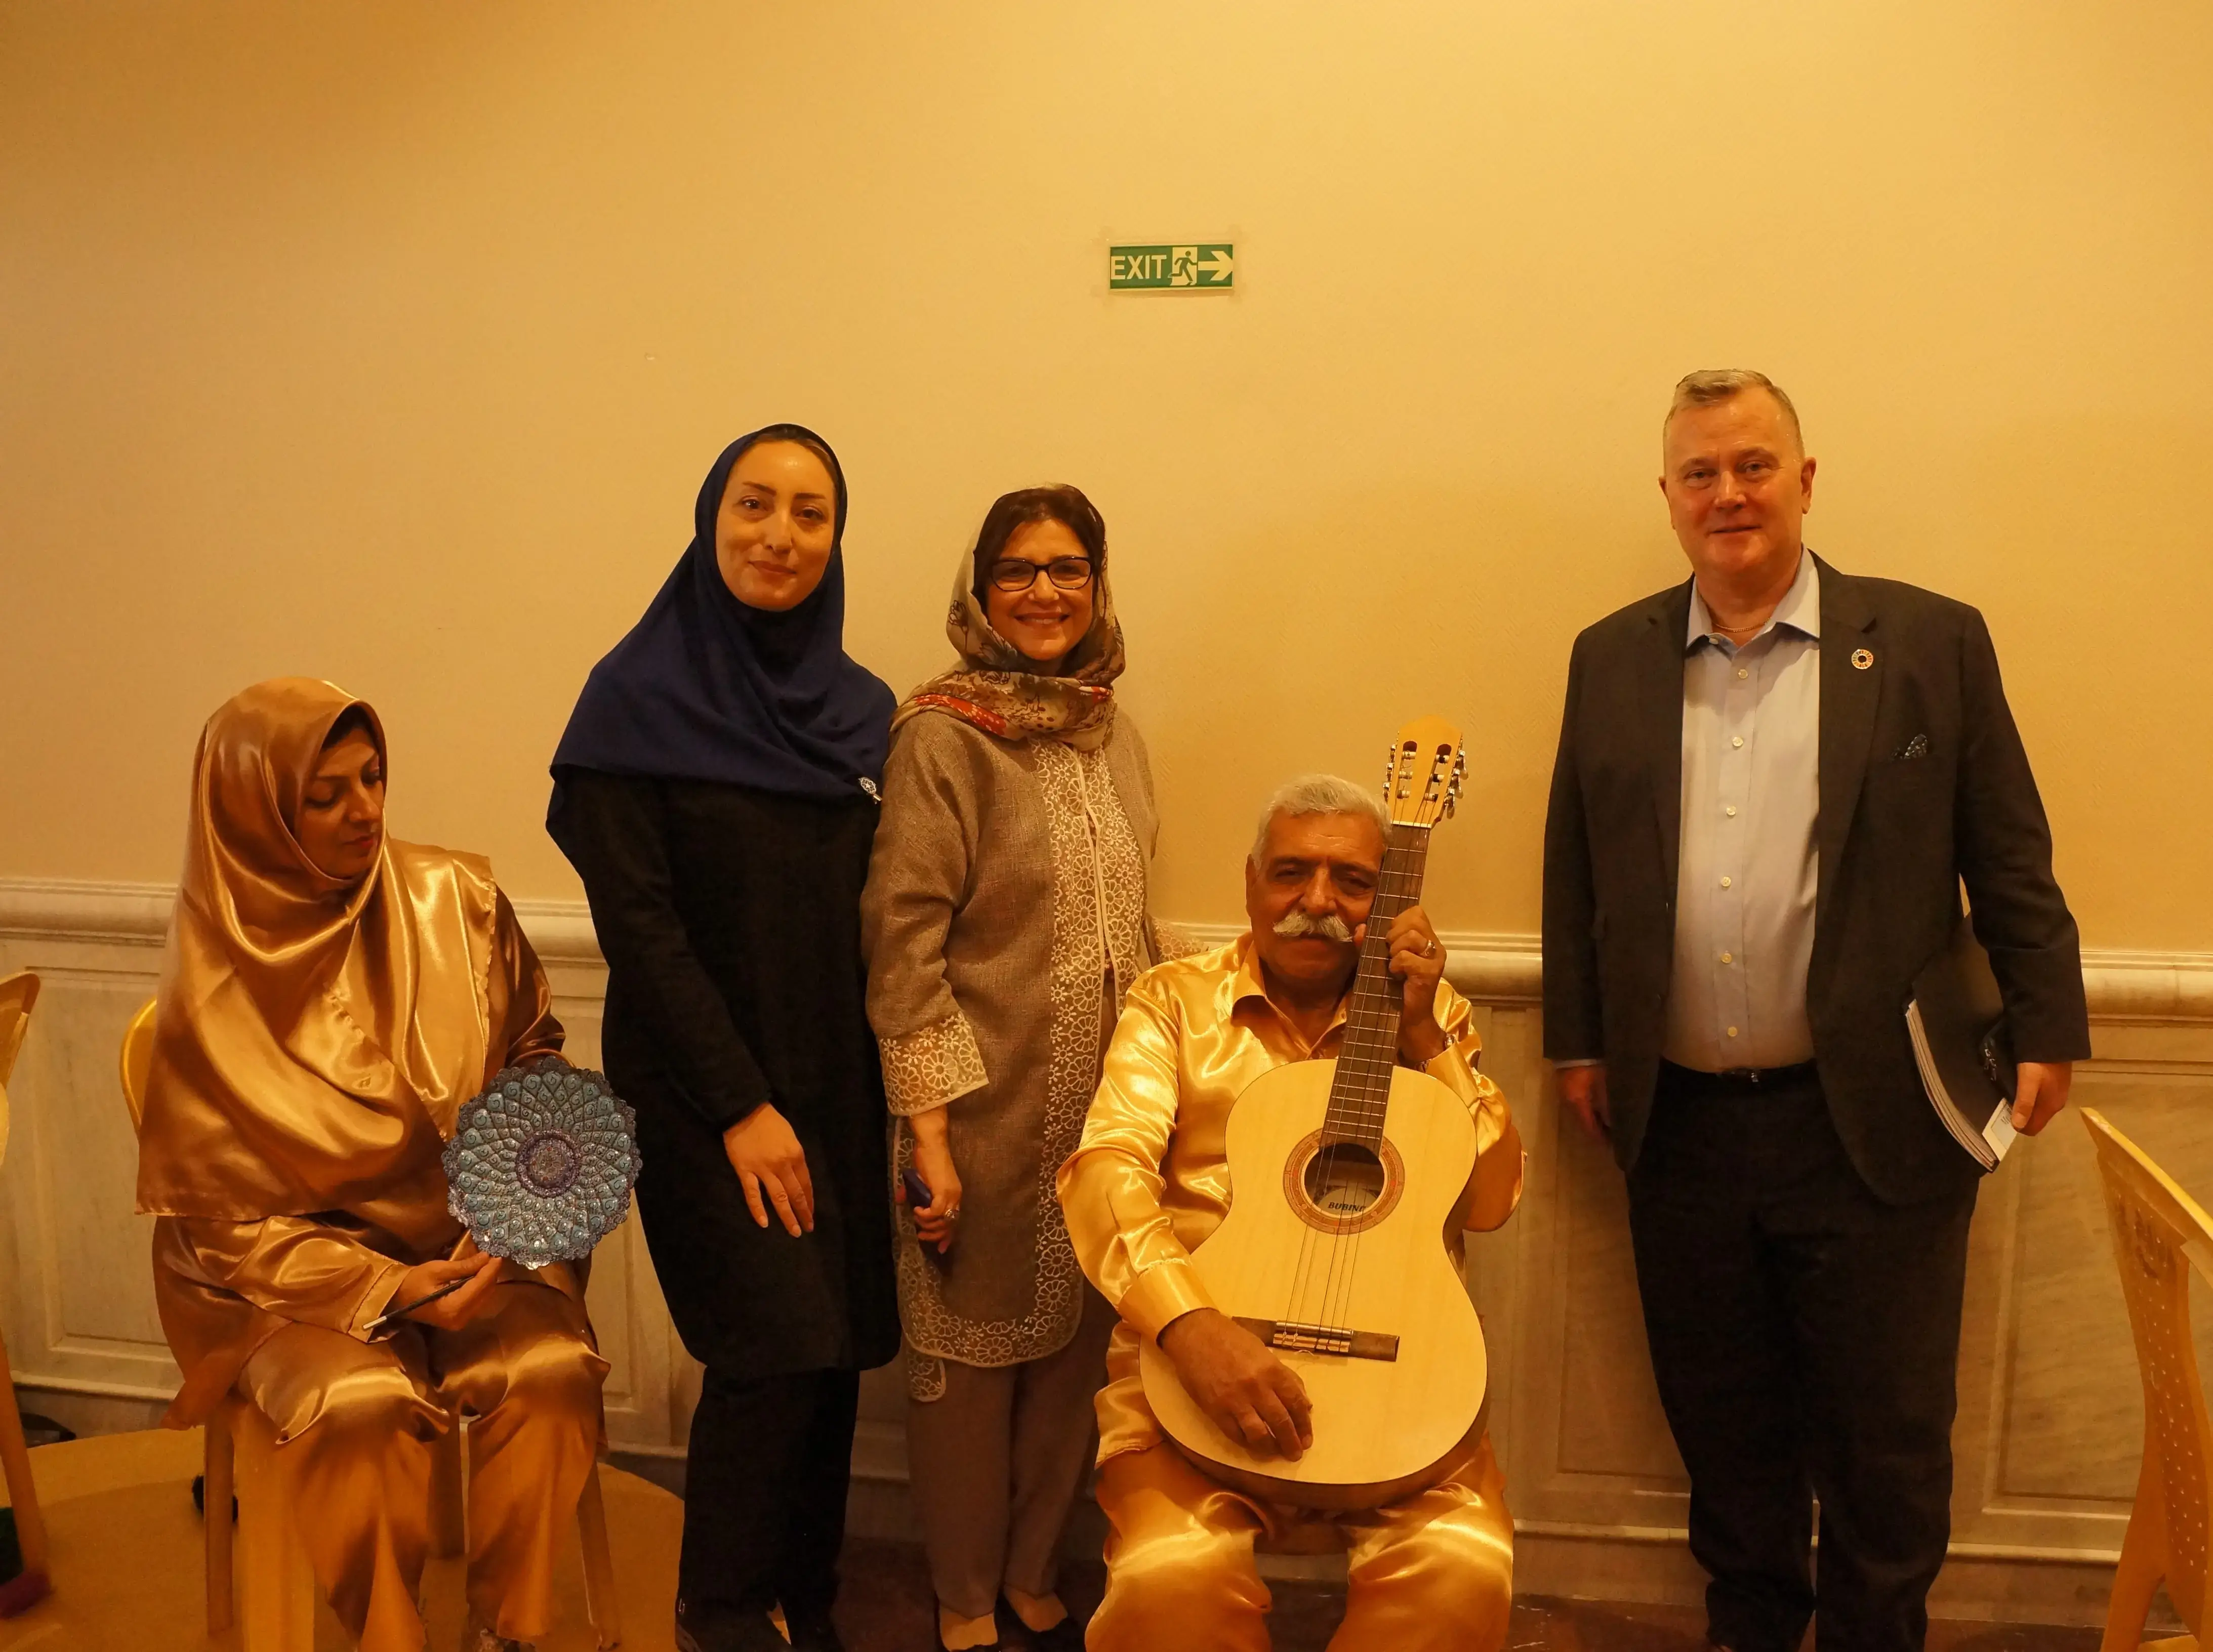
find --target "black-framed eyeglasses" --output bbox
[987,557,1094,593]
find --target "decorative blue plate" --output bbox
[443,1054,641,1269]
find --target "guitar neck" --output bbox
[1324,822,1431,1147]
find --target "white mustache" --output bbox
[1273,911,1355,942]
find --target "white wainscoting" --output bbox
[3,878,2209,1621]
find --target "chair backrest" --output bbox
[119,997,158,1135]
[0,971,39,1089]
[2084,1105,2213,1634]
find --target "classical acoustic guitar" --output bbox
[1138,716,1486,1509]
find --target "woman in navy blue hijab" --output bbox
[551,426,897,1652]
[549,423,893,816]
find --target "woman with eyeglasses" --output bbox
[862,485,1172,1652]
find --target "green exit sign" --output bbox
[1109,243,1235,291]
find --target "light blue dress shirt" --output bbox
[1662,552,1822,1072]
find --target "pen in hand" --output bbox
[364,1274,471,1333]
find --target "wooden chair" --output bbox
[0,971,52,1613]
[2085,1105,2213,1652]
[119,997,624,1648]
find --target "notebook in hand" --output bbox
[1905,917,2019,1173]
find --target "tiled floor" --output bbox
[823,1535,2109,1652]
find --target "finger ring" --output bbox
[1422,938,1436,957]
[946,1206,961,1222]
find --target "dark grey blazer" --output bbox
[1541,554,2091,1204]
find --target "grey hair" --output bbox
[1664,368,1803,450]
[1249,774,1391,864]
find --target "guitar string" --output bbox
[1282,824,1402,1336]
[1309,839,1398,1337]
[1344,829,1435,1339]
[1344,823,1432,1338]
[1306,824,1426,1344]
[1324,831,1424,1340]
[1283,767,1408,1336]
[1309,856,1392,1331]
[1296,830,1401,1336]
[1284,1086,1328,1333]
[1309,756,1417,1335]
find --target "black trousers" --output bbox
[678,1365,861,1650]
[1627,1064,1977,1652]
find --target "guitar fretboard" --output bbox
[1322,822,1431,1149]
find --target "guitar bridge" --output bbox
[1233,1316,1400,1362]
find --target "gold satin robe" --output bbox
[1055,936,1524,1652]
[137,679,606,1652]
[150,900,606,1650]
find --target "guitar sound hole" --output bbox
[1303,1142,1386,1217]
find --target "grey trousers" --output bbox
[906,1287,1119,1620]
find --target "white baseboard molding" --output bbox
[6,879,2205,1022]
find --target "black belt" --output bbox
[1661,1058,1818,1089]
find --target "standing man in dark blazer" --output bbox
[1541,369,2090,1652]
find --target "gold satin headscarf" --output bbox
[136,678,504,1221]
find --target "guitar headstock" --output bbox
[1380,715,1467,830]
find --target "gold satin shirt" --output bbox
[1056,935,1524,1463]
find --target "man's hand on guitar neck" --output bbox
[1358,905,1449,1065]
[1158,1307,1314,1460]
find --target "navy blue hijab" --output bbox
[548,425,894,844]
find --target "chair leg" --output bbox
[233,1404,315,1652]
[205,1410,236,1633]
[432,1418,467,1560]
[0,1327,49,1583]
[576,1460,624,1649]
[2102,1456,2167,1652]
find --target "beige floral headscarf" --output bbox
[892,538,1126,750]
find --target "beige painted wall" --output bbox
[5,1,2210,945]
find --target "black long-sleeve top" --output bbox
[555,767,897,1377]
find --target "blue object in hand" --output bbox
[443,1054,641,1270]
[901,1166,934,1209]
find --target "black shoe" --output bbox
[785,1609,846,1652]
[675,1604,793,1652]
[1003,1598,1084,1651]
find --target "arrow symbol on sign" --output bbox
[1199,248,1235,283]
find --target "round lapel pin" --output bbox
[1851,648,1874,670]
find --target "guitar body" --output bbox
[1138,1055,1489,1509]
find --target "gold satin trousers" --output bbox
[1088,1434,1513,1652]
[237,1281,607,1652]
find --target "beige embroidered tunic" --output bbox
[862,707,1163,1379]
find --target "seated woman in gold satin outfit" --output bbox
[1057,774,1524,1652]
[135,679,608,1652]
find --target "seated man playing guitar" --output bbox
[1056,770,1524,1652]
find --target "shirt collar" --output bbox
[1227,932,1269,1006]
[1225,932,1350,1051]
[1686,549,1821,651]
